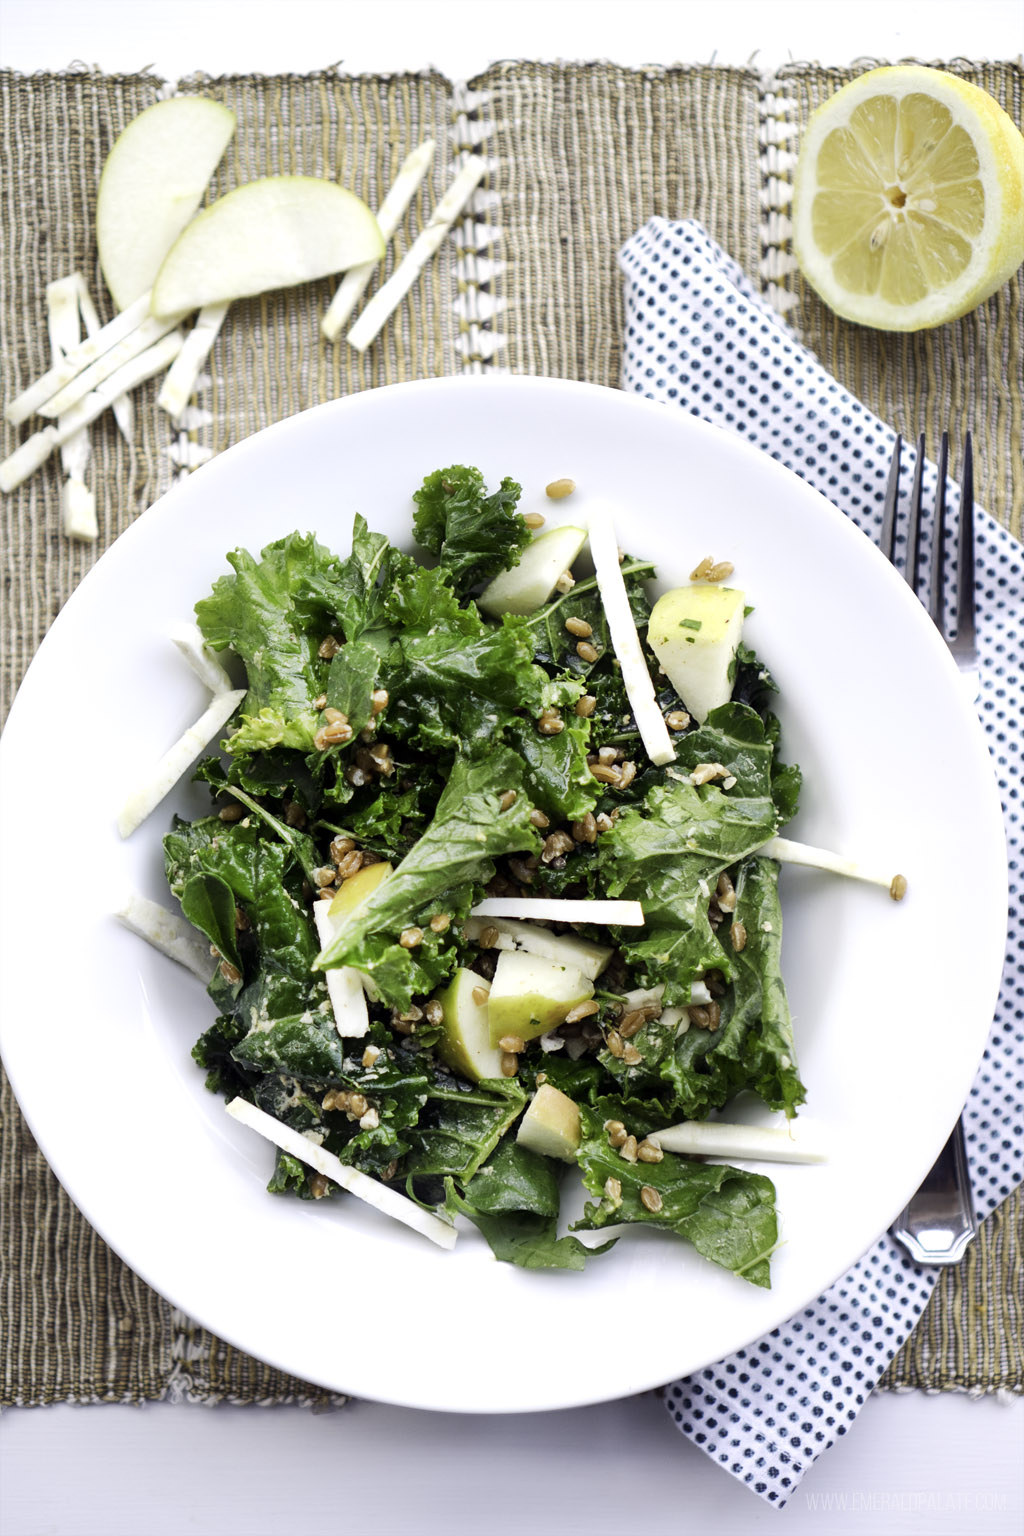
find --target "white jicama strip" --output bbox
[587,502,676,767]
[62,478,99,541]
[46,276,97,541]
[74,275,134,443]
[40,310,185,418]
[0,330,185,493]
[5,291,151,424]
[322,139,436,341]
[169,622,234,694]
[117,686,246,838]
[114,891,216,982]
[622,980,712,1009]
[346,155,486,352]
[652,1120,828,1165]
[312,903,370,1038]
[572,1224,632,1248]
[463,916,612,979]
[758,836,906,897]
[471,897,645,925]
[226,1097,457,1250]
[158,302,230,420]
[0,427,60,493]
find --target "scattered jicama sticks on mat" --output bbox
[0,329,185,493]
[322,138,436,341]
[74,275,134,443]
[5,291,152,425]
[158,301,230,420]
[346,154,486,353]
[39,310,183,419]
[45,275,97,541]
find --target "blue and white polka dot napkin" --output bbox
[619,219,1023,1508]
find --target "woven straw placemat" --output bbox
[0,61,1020,1407]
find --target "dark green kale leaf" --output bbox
[382,578,578,756]
[504,715,598,821]
[231,1013,347,1081]
[412,465,528,593]
[180,872,242,977]
[326,637,381,737]
[195,532,340,753]
[404,1071,526,1180]
[316,749,543,1006]
[444,1141,608,1270]
[165,816,320,1024]
[719,855,804,1115]
[573,1102,779,1287]
[341,780,432,856]
[288,513,417,646]
[599,706,781,1004]
[459,1137,561,1215]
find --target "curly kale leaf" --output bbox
[412,465,527,593]
[573,1102,779,1287]
[195,532,340,752]
[598,704,782,1004]
[381,573,579,755]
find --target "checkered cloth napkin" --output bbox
[619,218,1024,1508]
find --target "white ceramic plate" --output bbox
[0,376,1006,1412]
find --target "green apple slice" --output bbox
[648,584,745,724]
[435,969,504,1084]
[328,860,393,921]
[477,525,587,617]
[516,1083,582,1162]
[463,916,613,981]
[97,97,237,311]
[150,176,385,319]
[486,950,594,1045]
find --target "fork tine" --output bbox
[905,433,926,591]
[880,435,901,563]
[927,432,950,630]
[956,433,977,654]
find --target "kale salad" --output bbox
[161,465,807,1287]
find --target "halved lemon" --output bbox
[792,66,1024,330]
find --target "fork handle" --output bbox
[891,1115,977,1265]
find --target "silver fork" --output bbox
[882,432,979,1265]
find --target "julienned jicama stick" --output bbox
[0,329,185,494]
[169,621,235,694]
[5,291,152,425]
[471,897,646,925]
[158,302,230,420]
[114,891,217,982]
[651,1119,829,1165]
[586,502,677,767]
[116,684,246,838]
[225,1097,458,1249]
[39,310,184,419]
[346,154,486,353]
[74,275,134,444]
[322,138,436,342]
[758,836,908,899]
[45,276,97,541]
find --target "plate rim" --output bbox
[0,374,1008,1412]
